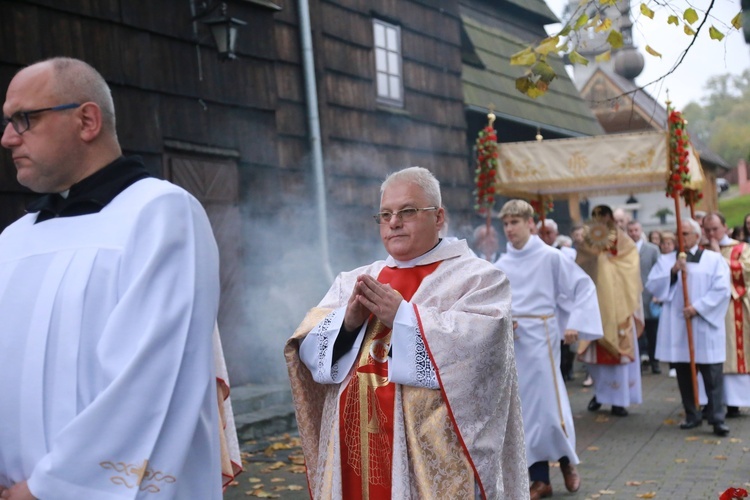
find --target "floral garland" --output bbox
[720,487,749,500]
[474,115,499,216]
[682,188,703,206]
[530,197,554,220]
[665,105,692,198]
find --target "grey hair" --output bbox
[537,218,558,232]
[683,218,702,236]
[381,167,441,207]
[473,224,498,241]
[44,57,117,134]
[499,199,534,220]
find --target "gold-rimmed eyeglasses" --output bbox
[373,207,437,224]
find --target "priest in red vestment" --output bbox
[285,167,527,499]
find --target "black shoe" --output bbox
[679,419,702,430]
[713,423,730,436]
[588,396,602,412]
[651,363,661,374]
[611,406,629,417]
[726,406,741,418]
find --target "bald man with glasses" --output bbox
[0,57,236,499]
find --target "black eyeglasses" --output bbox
[2,103,81,135]
[373,207,437,224]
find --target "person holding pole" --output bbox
[646,218,731,436]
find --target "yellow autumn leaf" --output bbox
[595,50,611,63]
[709,26,725,41]
[595,18,613,33]
[645,45,662,58]
[288,485,304,491]
[626,480,643,486]
[732,12,742,30]
[510,47,537,66]
[667,15,680,26]
[704,439,721,445]
[587,446,600,451]
[684,25,696,36]
[247,490,280,499]
[270,478,285,483]
[730,438,743,443]
[595,415,610,422]
[640,3,655,19]
[535,36,561,55]
[715,455,728,460]
[637,493,657,499]
[663,418,677,425]
[248,478,262,483]
[685,436,700,441]
[261,461,286,472]
[607,30,624,49]
[288,464,307,473]
[559,25,572,37]
[683,8,699,25]
[289,455,306,465]
[568,50,589,66]
[599,490,616,495]
[675,458,688,463]
[574,13,590,30]
[264,442,292,455]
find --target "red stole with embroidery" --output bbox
[730,243,747,374]
[340,262,440,500]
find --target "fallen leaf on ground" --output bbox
[288,465,306,473]
[599,489,616,495]
[714,455,728,460]
[644,480,658,484]
[246,489,280,498]
[663,419,677,425]
[270,478,285,483]
[248,478,262,483]
[685,436,700,442]
[288,454,306,465]
[287,485,304,491]
[587,446,600,451]
[626,481,642,486]
[743,448,750,453]
[260,462,286,472]
[590,494,601,499]
[730,438,743,443]
[664,397,677,402]
[636,493,657,499]
[595,415,610,423]
[675,458,688,463]
[703,439,721,445]
[264,442,292,456]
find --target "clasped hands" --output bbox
[0,481,34,500]
[343,275,403,333]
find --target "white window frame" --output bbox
[373,19,404,107]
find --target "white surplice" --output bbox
[646,248,731,364]
[496,235,602,466]
[0,179,222,499]
[288,238,528,500]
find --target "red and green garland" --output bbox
[530,197,554,221]
[474,114,499,216]
[665,105,692,198]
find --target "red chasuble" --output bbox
[339,262,441,500]
[730,243,747,374]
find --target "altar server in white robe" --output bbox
[496,200,602,500]
[0,57,227,499]
[285,167,527,500]
[646,218,731,436]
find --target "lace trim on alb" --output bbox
[315,313,335,382]
[411,322,438,389]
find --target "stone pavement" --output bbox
[225,362,750,499]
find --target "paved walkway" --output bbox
[226,362,749,499]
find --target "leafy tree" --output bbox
[683,69,750,163]
[512,0,743,98]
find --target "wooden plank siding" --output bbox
[274,0,472,258]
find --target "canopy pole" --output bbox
[673,197,699,408]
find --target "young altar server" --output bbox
[495,200,603,500]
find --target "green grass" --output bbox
[718,193,750,228]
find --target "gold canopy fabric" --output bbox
[495,130,705,199]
